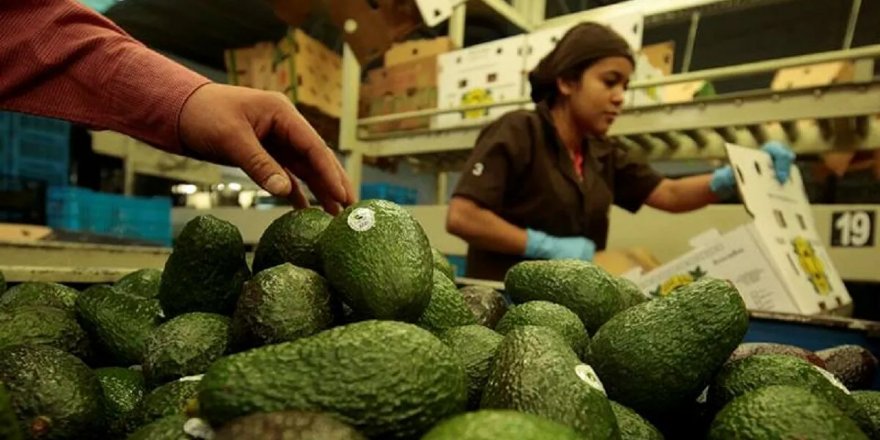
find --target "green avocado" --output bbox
[416,269,477,334]
[480,326,619,439]
[421,410,584,440]
[158,215,250,317]
[588,278,748,419]
[199,320,467,439]
[494,300,590,360]
[252,208,333,273]
[708,385,867,440]
[0,345,105,439]
[504,260,623,334]
[229,263,336,350]
[319,200,432,321]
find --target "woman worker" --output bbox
[446,22,795,281]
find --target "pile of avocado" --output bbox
[1,200,879,439]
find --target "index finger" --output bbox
[279,105,349,204]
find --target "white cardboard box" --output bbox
[628,41,674,107]
[435,35,527,129]
[626,144,852,315]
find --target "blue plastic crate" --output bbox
[46,187,172,246]
[8,131,70,186]
[361,183,418,205]
[4,113,71,186]
[12,113,71,138]
[446,255,467,278]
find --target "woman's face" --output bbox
[557,56,632,136]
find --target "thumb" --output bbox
[227,129,292,197]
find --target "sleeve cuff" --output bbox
[107,44,212,153]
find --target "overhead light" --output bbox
[172,184,198,195]
[217,183,226,191]
[228,182,242,191]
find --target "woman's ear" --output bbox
[556,77,576,98]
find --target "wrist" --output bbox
[524,228,549,259]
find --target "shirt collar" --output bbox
[535,101,614,160]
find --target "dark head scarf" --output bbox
[528,22,635,104]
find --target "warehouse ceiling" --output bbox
[103,0,879,76]
[104,0,529,71]
[105,0,289,69]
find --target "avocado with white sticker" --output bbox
[319,200,433,321]
[481,325,619,438]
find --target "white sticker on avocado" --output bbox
[696,386,709,404]
[183,418,215,439]
[179,374,204,382]
[347,207,376,232]
[575,364,606,396]
[813,365,850,394]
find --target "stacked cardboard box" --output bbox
[385,36,455,67]
[277,29,343,118]
[435,35,527,129]
[224,29,342,118]
[360,36,455,134]
[629,41,674,106]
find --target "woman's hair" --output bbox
[544,59,596,106]
[528,22,635,104]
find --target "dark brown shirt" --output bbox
[453,102,663,281]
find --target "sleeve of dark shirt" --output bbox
[612,142,664,212]
[452,114,532,211]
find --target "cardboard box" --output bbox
[771,61,855,177]
[662,79,716,104]
[594,247,661,276]
[771,61,855,90]
[276,29,343,118]
[523,24,572,74]
[325,0,423,64]
[224,43,276,89]
[385,36,455,67]
[629,41,674,106]
[435,35,527,129]
[626,144,852,315]
[361,56,438,133]
[224,30,343,119]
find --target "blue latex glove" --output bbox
[710,142,797,198]
[709,166,736,199]
[524,229,596,261]
[762,141,796,183]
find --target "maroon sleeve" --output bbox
[0,0,211,153]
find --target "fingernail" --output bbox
[264,174,291,196]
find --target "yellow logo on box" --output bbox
[460,89,493,119]
[792,237,832,296]
[652,266,706,297]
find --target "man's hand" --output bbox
[178,84,354,214]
